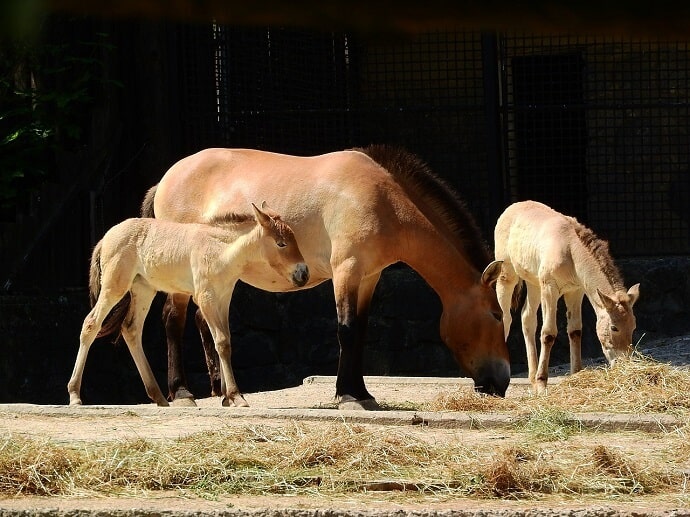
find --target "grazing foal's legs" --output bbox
[563,290,585,374]
[521,284,542,392]
[535,280,560,394]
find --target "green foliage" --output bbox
[0,22,116,211]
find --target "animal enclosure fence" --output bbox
[196,28,690,257]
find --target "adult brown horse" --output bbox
[142,145,510,408]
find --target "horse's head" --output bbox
[595,283,640,365]
[252,203,310,288]
[439,260,511,397]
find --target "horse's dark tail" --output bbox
[89,239,131,340]
[141,184,157,218]
[510,280,526,313]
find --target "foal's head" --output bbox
[252,203,310,288]
[595,284,640,365]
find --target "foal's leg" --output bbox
[563,290,585,374]
[67,291,124,405]
[195,309,222,397]
[520,284,541,391]
[535,280,560,394]
[196,291,248,407]
[332,264,380,410]
[163,292,195,405]
[120,283,168,406]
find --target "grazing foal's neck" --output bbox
[570,231,624,309]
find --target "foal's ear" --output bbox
[259,200,281,218]
[481,260,503,288]
[627,283,640,307]
[596,288,618,311]
[252,203,273,228]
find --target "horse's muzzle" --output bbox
[473,359,511,397]
[292,263,310,287]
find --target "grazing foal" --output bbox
[494,200,640,393]
[67,203,309,407]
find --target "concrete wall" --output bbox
[1,257,688,405]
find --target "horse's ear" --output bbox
[252,203,272,228]
[481,260,503,288]
[627,283,640,306]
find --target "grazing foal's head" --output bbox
[595,284,640,365]
[252,203,310,288]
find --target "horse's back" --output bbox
[153,148,404,290]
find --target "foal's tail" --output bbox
[89,240,131,340]
[140,184,157,218]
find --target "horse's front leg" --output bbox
[163,293,195,406]
[196,290,248,408]
[563,290,585,374]
[195,309,222,397]
[332,266,380,410]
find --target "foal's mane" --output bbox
[355,145,492,271]
[570,217,626,291]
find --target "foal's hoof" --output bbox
[338,395,380,411]
[222,393,249,407]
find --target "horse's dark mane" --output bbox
[570,218,625,291]
[355,144,492,271]
[205,212,256,226]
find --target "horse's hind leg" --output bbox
[121,283,168,406]
[163,292,195,405]
[563,290,585,374]
[67,291,123,405]
[195,308,222,397]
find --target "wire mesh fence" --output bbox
[176,27,690,256]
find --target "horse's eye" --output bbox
[611,325,619,332]
[277,241,287,248]
[492,311,502,322]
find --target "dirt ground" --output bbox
[1,336,690,516]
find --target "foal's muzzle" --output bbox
[292,263,310,287]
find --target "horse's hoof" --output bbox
[171,397,197,407]
[338,396,380,411]
[222,394,249,407]
[170,387,197,407]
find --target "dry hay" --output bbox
[429,352,690,416]
[1,418,687,501]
